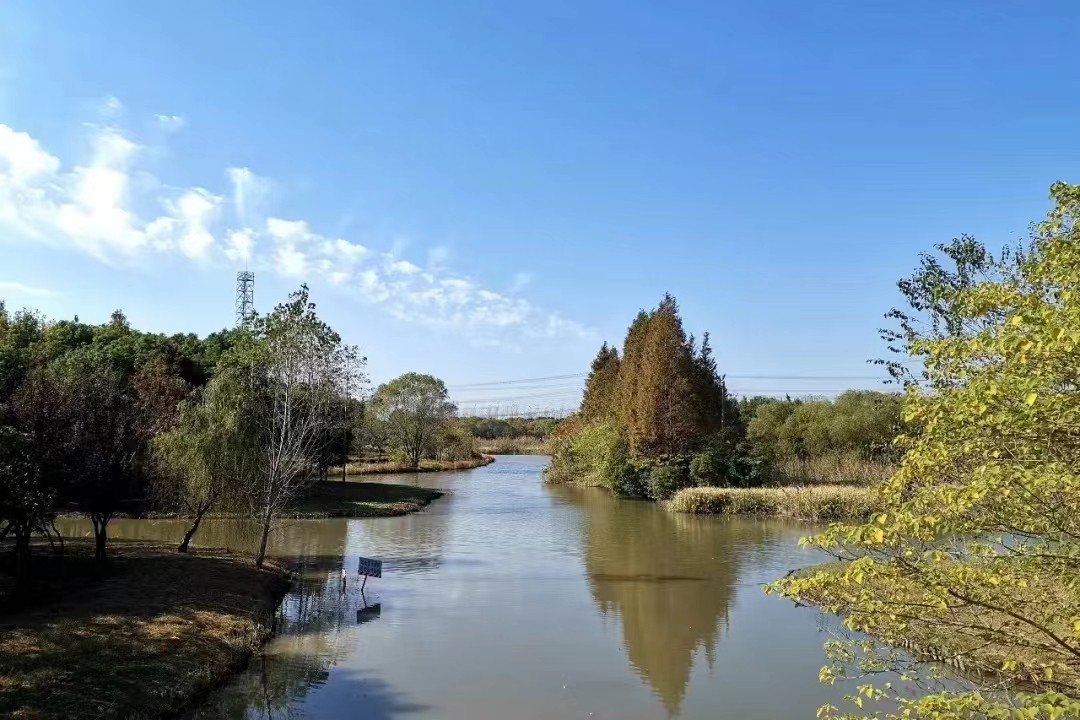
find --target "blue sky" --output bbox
[1,1,1078,413]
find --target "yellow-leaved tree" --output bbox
[771,183,1080,718]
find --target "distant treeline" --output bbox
[547,294,901,498]
[458,417,559,440]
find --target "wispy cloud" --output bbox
[154,113,186,132]
[0,281,54,297]
[0,106,590,344]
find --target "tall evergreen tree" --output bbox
[614,309,652,432]
[580,342,620,421]
[629,294,699,457]
[690,332,737,438]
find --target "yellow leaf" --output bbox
[1024,391,1038,406]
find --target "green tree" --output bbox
[0,424,52,582]
[771,183,1080,718]
[876,234,1026,387]
[371,373,457,469]
[245,286,360,568]
[153,365,259,552]
[44,351,140,560]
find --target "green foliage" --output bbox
[0,287,355,568]
[689,450,721,486]
[689,446,761,488]
[645,462,691,500]
[549,421,620,486]
[876,233,1027,387]
[371,372,458,468]
[152,365,260,551]
[457,416,559,440]
[745,391,902,464]
[770,183,1080,717]
[610,458,648,499]
[548,294,745,499]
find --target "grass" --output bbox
[283,479,444,518]
[475,438,550,455]
[328,454,494,476]
[665,485,881,521]
[767,454,894,486]
[0,539,290,720]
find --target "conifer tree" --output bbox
[629,294,698,457]
[690,332,736,438]
[581,343,620,421]
[614,309,652,433]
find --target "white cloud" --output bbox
[225,228,255,264]
[387,258,421,275]
[102,96,124,115]
[173,188,221,259]
[275,243,307,277]
[0,280,53,297]
[227,167,271,226]
[0,108,591,345]
[155,113,186,132]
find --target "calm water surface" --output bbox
[64,456,857,719]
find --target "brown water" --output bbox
[59,455,856,719]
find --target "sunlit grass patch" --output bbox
[665,485,880,521]
[285,480,444,518]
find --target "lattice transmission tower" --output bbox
[235,271,255,328]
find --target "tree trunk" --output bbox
[91,513,109,561]
[255,514,271,568]
[50,520,65,554]
[177,507,208,553]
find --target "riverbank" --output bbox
[0,539,290,720]
[666,485,880,521]
[329,454,494,476]
[284,479,444,518]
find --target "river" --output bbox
[63,455,857,719]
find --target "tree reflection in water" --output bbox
[566,487,779,717]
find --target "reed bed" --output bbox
[330,454,494,476]
[767,455,893,487]
[666,485,880,521]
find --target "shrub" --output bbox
[611,459,649,498]
[689,451,722,486]
[646,462,691,500]
[689,447,763,488]
[546,421,625,489]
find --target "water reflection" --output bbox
[56,460,854,719]
[554,486,790,717]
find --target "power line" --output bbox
[446,373,586,389]
[446,373,887,388]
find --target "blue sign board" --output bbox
[358,557,383,578]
